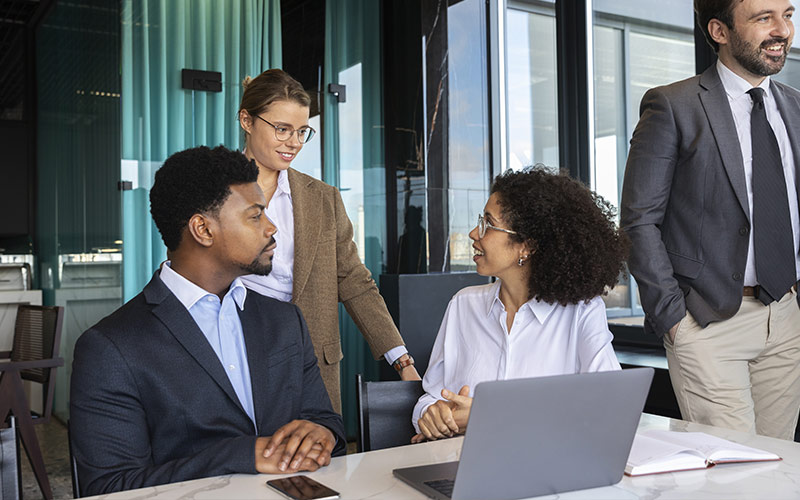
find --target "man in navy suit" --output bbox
[70,146,345,496]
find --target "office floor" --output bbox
[19,418,73,500]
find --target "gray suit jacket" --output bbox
[621,64,800,337]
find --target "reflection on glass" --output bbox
[506,7,559,170]
[396,179,427,273]
[397,205,427,274]
[448,0,490,271]
[593,25,625,209]
[338,63,366,261]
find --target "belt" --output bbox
[744,282,799,297]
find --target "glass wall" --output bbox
[506,1,559,171]
[592,0,694,315]
[773,50,800,88]
[324,0,387,436]
[36,0,123,421]
[447,0,491,271]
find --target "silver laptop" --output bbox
[393,367,654,500]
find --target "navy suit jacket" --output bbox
[70,272,345,496]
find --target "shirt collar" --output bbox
[717,59,771,100]
[275,169,292,198]
[159,261,247,311]
[485,279,558,324]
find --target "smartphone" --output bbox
[266,475,340,500]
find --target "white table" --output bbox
[83,414,800,499]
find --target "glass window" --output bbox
[771,50,800,88]
[592,1,694,316]
[447,0,491,272]
[506,4,559,170]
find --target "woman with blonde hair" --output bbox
[237,69,420,414]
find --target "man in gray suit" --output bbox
[621,0,800,439]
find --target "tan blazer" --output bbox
[288,168,405,413]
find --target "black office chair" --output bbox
[67,420,81,498]
[356,373,424,452]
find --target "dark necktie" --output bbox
[748,87,795,305]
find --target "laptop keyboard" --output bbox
[424,479,455,498]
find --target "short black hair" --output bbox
[695,0,738,53]
[490,166,630,305]
[150,145,258,251]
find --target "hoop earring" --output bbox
[518,255,528,267]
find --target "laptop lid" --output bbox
[394,368,653,500]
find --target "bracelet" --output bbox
[392,355,415,373]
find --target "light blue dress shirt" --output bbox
[159,262,256,430]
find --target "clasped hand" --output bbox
[255,419,336,473]
[411,385,472,443]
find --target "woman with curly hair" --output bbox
[412,166,630,442]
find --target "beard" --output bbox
[240,237,275,276]
[729,30,791,77]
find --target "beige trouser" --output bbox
[664,288,800,440]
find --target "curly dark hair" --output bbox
[491,165,630,305]
[150,145,258,251]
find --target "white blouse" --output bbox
[240,169,295,302]
[412,280,621,432]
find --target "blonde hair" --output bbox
[239,69,310,117]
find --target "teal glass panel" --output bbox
[120,0,282,301]
[325,0,387,438]
[35,0,123,421]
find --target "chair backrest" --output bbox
[10,305,65,420]
[356,374,424,452]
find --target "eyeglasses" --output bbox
[254,115,316,144]
[477,214,517,239]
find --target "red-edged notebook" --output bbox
[625,430,781,476]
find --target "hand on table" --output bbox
[411,385,471,443]
[260,420,336,472]
[255,439,325,473]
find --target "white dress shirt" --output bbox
[240,169,295,302]
[159,262,256,428]
[412,281,621,433]
[239,168,407,366]
[716,60,800,285]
